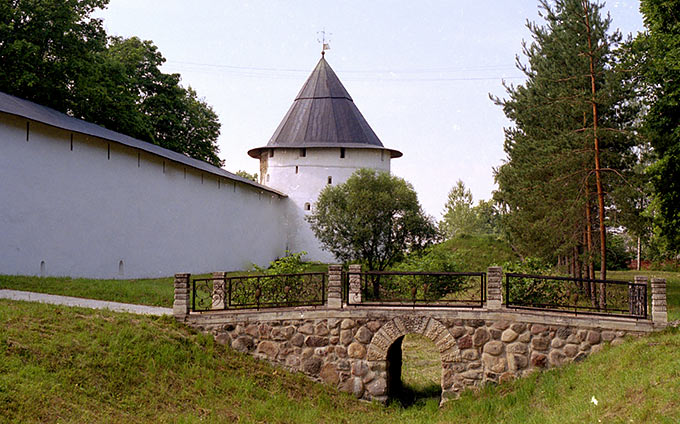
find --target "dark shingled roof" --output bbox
[0,90,285,196]
[248,56,402,158]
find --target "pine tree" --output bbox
[493,0,638,292]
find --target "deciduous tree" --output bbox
[307,169,438,271]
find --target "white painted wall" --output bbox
[262,147,391,262]
[0,113,288,278]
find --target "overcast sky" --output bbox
[95,0,645,219]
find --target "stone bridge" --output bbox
[173,266,668,404]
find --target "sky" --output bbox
[94,0,645,219]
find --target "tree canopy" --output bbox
[632,0,680,252]
[307,169,438,271]
[440,180,500,239]
[0,0,222,166]
[492,0,641,281]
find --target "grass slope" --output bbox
[2,299,679,423]
[435,234,521,271]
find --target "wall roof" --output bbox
[0,91,285,197]
[248,56,402,159]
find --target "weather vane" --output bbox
[317,29,331,56]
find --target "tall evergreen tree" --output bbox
[632,0,680,252]
[493,0,638,286]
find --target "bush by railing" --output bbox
[345,270,485,307]
[192,272,326,311]
[505,273,647,318]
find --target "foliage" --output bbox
[0,1,223,166]
[307,169,438,271]
[440,180,500,239]
[502,257,565,306]
[605,233,632,271]
[252,250,308,275]
[388,246,468,299]
[631,0,680,252]
[235,170,258,182]
[492,0,641,281]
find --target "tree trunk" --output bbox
[583,1,606,308]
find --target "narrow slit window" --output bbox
[26,122,29,141]
[300,148,306,157]
[70,134,73,151]
[340,148,345,158]
[40,260,45,277]
[304,202,311,211]
[118,260,124,276]
[162,161,166,173]
[295,166,299,174]
[270,149,274,158]
[327,176,332,185]
[138,152,141,168]
[107,143,111,160]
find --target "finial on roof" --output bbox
[317,28,331,57]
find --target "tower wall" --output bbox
[263,147,391,262]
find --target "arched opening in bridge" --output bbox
[386,334,442,406]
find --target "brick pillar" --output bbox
[348,264,362,304]
[486,266,502,310]
[651,278,668,326]
[212,272,226,310]
[173,273,191,320]
[327,265,342,308]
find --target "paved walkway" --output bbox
[0,289,172,316]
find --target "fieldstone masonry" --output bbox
[173,267,667,405]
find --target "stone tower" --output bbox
[248,55,402,262]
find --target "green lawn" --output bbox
[0,264,329,309]
[0,274,176,307]
[1,299,679,423]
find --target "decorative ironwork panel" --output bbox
[192,273,326,311]
[505,273,647,319]
[345,271,485,307]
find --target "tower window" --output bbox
[295,166,299,174]
[300,148,306,157]
[304,202,311,211]
[340,148,345,158]
[327,176,332,184]
[270,149,274,158]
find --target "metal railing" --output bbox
[344,270,486,307]
[505,273,647,319]
[192,272,326,312]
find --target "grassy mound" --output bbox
[2,299,679,423]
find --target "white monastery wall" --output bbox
[262,147,391,262]
[0,113,288,278]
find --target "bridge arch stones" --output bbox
[364,315,460,402]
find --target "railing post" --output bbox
[632,276,647,317]
[486,266,502,310]
[173,273,191,320]
[651,278,668,326]
[327,264,342,308]
[348,264,362,304]
[212,272,226,310]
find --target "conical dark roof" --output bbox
[248,56,401,158]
